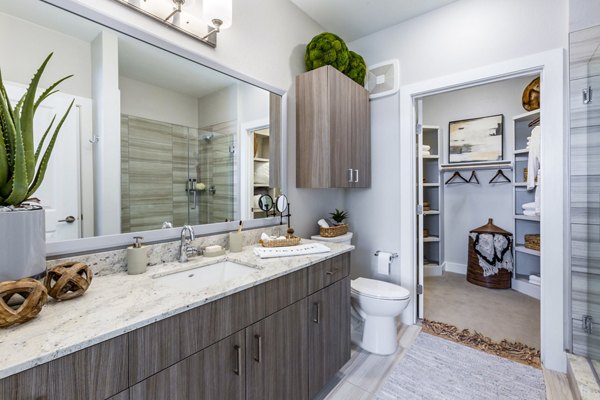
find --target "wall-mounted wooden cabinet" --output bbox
[296,66,371,188]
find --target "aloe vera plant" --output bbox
[0,53,73,207]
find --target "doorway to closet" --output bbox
[415,74,542,356]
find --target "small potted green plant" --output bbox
[320,209,349,238]
[0,53,73,281]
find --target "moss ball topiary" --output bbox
[305,32,350,73]
[345,51,367,85]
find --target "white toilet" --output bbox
[311,232,410,355]
[350,278,410,355]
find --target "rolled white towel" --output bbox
[260,232,270,241]
[523,210,537,217]
[422,145,431,151]
[522,202,536,210]
[318,219,329,228]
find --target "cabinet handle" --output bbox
[325,268,338,276]
[347,168,353,183]
[313,302,320,323]
[354,169,359,183]
[254,334,262,363]
[233,345,241,376]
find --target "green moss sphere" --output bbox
[305,32,350,72]
[345,51,367,85]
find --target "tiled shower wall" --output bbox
[570,25,600,359]
[121,115,237,233]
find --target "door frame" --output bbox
[240,118,269,221]
[399,48,567,372]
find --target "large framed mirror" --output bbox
[0,0,286,255]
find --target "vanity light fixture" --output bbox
[117,0,232,48]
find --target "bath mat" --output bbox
[375,332,546,400]
[422,319,541,368]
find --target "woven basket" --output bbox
[320,224,348,238]
[524,234,540,251]
[260,236,301,247]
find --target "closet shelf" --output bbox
[424,210,440,215]
[513,109,540,123]
[514,148,529,155]
[423,155,439,159]
[514,214,540,221]
[515,245,540,257]
[440,161,512,172]
[514,182,528,187]
[254,157,269,162]
[423,183,440,187]
[424,236,440,242]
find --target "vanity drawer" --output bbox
[128,284,265,385]
[264,268,308,315]
[307,253,350,294]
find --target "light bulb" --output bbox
[202,0,232,29]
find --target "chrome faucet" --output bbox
[179,225,200,263]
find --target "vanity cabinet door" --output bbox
[0,364,48,400]
[130,330,245,400]
[307,278,351,398]
[350,81,371,188]
[48,335,128,400]
[246,298,308,400]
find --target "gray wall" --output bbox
[422,76,534,270]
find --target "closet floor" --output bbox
[424,271,540,349]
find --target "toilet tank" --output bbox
[310,232,353,245]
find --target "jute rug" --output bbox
[422,319,541,368]
[376,332,546,400]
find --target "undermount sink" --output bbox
[154,261,258,291]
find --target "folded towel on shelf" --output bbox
[253,243,331,259]
[422,151,431,156]
[523,210,537,217]
[529,274,541,286]
[522,202,536,210]
[422,145,431,151]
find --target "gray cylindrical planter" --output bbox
[0,207,46,281]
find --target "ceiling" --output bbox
[289,0,458,41]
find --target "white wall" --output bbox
[197,85,238,129]
[49,0,345,238]
[238,83,270,123]
[570,0,600,32]
[422,76,533,271]
[120,76,199,128]
[0,11,91,98]
[346,0,567,283]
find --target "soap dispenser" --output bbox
[127,236,147,275]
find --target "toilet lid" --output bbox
[351,277,410,300]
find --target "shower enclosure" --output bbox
[569,25,600,361]
[121,115,237,233]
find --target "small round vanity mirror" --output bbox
[258,194,274,212]
[275,194,288,214]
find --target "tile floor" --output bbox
[320,322,573,399]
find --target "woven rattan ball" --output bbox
[0,278,48,327]
[44,262,93,301]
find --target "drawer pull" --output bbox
[325,268,338,276]
[254,334,262,363]
[313,302,320,323]
[233,345,241,375]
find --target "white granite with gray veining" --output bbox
[0,237,353,379]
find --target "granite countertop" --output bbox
[0,241,354,379]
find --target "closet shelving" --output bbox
[511,109,541,300]
[418,125,443,276]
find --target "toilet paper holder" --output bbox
[374,250,399,260]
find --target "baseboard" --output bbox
[444,262,467,275]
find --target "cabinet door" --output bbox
[328,67,354,188]
[308,278,351,398]
[350,83,371,188]
[130,330,245,400]
[246,298,308,400]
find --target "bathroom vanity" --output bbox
[0,244,352,400]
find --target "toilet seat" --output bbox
[351,277,410,300]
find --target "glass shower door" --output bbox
[570,25,600,359]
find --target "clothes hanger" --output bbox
[489,169,511,184]
[528,117,540,128]
[445,171,469,185]
[467,171,480,184]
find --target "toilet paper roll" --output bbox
[377,251,392,275]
